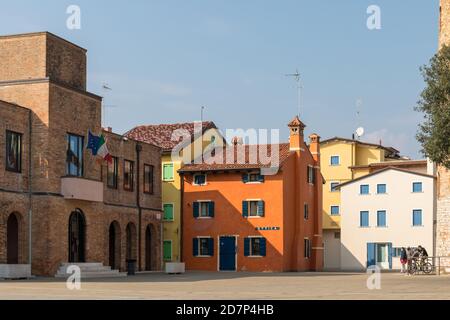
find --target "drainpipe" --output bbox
[28,110,32,267]
[180,173,184,262]
[136,143,142,271]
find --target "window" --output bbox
[304,203,309,220]
[377,210,387,227]
[360,185,369,195]
[144,164,154,194]
[244,237,267,257]
[107,156,118,189]
[330,156,340,166]
[304,239,311,258]
[360,211,369,227]
[194,174,207,186]
[307,166,315,184]
[163,204,174,221]
[392,248,402,257]
[163,163,174,181]
[331,206,340,216]
[193,201,214,218]
[330,182,340,192]
[123,160,134,191]
[334,232,341,239]
[193,237,214,257]
[66,133,84,177]
[377,184,387,194]
[242,173,264,183]
[413,182,423,193]
[5,130,22,172]
[163,240,172,261]
[243,200,265,217]
[413,209,423,226]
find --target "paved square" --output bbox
[0,272,449,300]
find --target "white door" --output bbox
[376,244,389,269]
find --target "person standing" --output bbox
[400,247,408,273]
[406,247,413,276]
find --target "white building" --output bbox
[338,167,436,271]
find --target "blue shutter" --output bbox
[208,238,214,256]
[258,201,265,217]
[242,201,248,217]
[242,174,249,183]
[388,243,393,269]
[209,202,215,217]
[193,238,199,256]
[367,243,376,267]
[258,174,265,183]
[244,238,250,256]
[193,202,199,218]
[260,238,267,256]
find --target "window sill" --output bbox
[196,255,213,258]
[163,219,175,222]
[244,182,264,185]
[412,225,424,227]
[196,217,214,220]
[247,216,264,219]
[163,179,175,182]
[193,184,207,187]
[359,226,370,228]
[247,255,265,258]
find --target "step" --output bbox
[57,265,112,273]
[55,270,127,279]
[61,262,104,268]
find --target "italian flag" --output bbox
[87,131,112,163]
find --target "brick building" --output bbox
[179,117,323,272]
[0,32,162,277]
[437,0,450,259]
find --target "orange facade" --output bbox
[180,117,323,272]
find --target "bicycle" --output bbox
[410,257,433,275]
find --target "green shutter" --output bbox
[163,163,174,180]
[242,201,249,217]
[193,202,199,218]
[163,204,174,221]
[163,241,172,261]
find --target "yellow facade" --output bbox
[320,139,389,230]
[161,128,224,263]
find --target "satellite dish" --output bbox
[356,127,365,138]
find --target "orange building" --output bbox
[179,116,323,272]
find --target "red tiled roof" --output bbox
[124,121,217,151]
[179,143,292,172]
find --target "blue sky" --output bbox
[0,0,440,158]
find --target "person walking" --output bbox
[406,247,413,276]
[400,247,408,273]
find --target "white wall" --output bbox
[340,169,435,271]
[323,230,341,270]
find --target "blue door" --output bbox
[219,236,236,271]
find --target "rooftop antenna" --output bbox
[285,69,301,117]
[101,82,117,128]
[201,106,205,123]
[355,98,365,140]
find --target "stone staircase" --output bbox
[55,262,127,279]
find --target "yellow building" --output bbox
[126,122,224,265]
[319,137,401,269]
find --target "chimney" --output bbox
[288,115,306,151]
[231,136,243,146]
[309,134,321,162]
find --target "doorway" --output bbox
[145,225,152,271]
[219,236,236,271]
[7,213,19,264]
[109,221,121,270]
[68,210,86,263]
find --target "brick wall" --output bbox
[437,166,450,257]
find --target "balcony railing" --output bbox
[61,176,103,202]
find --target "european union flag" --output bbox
[86,131,101,156]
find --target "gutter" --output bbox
[136,143,142,271]
[28,110,32,267]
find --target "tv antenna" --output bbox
[101,82,117,127]
[355,98,364,140]
[285,69,302,117]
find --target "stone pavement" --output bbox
[0,272,449,300]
